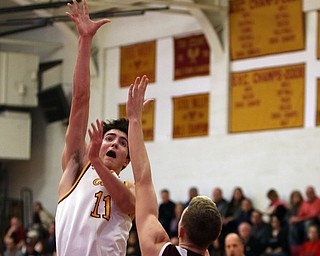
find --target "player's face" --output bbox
[100,129,129,172]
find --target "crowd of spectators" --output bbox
[157,185,320,256]
[1,185,320,256]
[1,201,56,256]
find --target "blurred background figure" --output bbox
[289,186,320,243]
[266,189,288,225]
[236,198,254,226]
[168,202,185,239]
[224,233,245,256]
[238,222,262,256]
[263,214,289,256]
[207,239,224,256]
[250,210,272,253]
[286,190,304,256]
[184,186,198,208]
[4,216,26,251]
[3,236,23,256]
[223,187,246,235]
[21,234,39,256]
[299,224,320,256]
[126,228,141,256]
[158,189,175,235]
[32,201,54,231]
[212,187,229,218]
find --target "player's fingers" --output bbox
[83,0,89,15]
[96,19,110,28]
[143,99,154,110]
[88,129,93,139]
[91,122,98,133]
[128,84,134,98]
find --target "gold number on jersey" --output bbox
[90,191,111,220]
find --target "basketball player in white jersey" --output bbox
[125,75,222,256]
[55,0,135,255]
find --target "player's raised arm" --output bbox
[127,75,169,255]
[59,0,109,195]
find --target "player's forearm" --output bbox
[73,36,92,99]
[129,119,157,217]
[91,157,135,213]
[129,119,151,184]
[64,36,92,161]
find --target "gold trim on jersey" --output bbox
[57,162,91,204]
[57,162,126,204]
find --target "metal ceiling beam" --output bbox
[0,0,77,14]
[0,37,63,49]
[0,24,47,36]
[0,6,169,25]
[96,0,228,12]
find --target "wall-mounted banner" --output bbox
[230,64,305,132]
[118,101,155,141]
[174,34,210,80]
[316,79,320,126]
[230,0,304,60]
[120,40,156,87]
[318,11,320,60]
[173,93,209,138]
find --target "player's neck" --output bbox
[179,241,205,256]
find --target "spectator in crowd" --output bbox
[287,190,304,220]
[34,221,56,256]
[158,189,176,235]
[207,239,224,256]
[31,202,54,246]
[250,209,272,252]
[126,229,141,256]
[266,189,288,225]
[46,222,56,256]
[236,198,254,226]
[224,233,245,256]
[3,236,23,256]
[299,224,320,256]
[32,202,54,231]
[4,216,26,251]
[21,235,39,256]
[290,186,320,241]
[212,187,230,251]
[168,202,185,239]
[184,186,198,208]
[223,187,246,234]
[238,222,262,256]
[212,187,229,218]
[286,190,304,255]
[263,214,290,256]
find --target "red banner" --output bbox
[174,34,210,80]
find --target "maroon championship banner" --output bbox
[174,34,210,80]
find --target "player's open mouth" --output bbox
[106,150,116,158]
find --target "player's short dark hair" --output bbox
[103,118,129,137]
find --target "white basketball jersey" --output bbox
[55,162,132,256]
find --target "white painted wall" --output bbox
[101,9,320,212]
[4,5,320,219]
